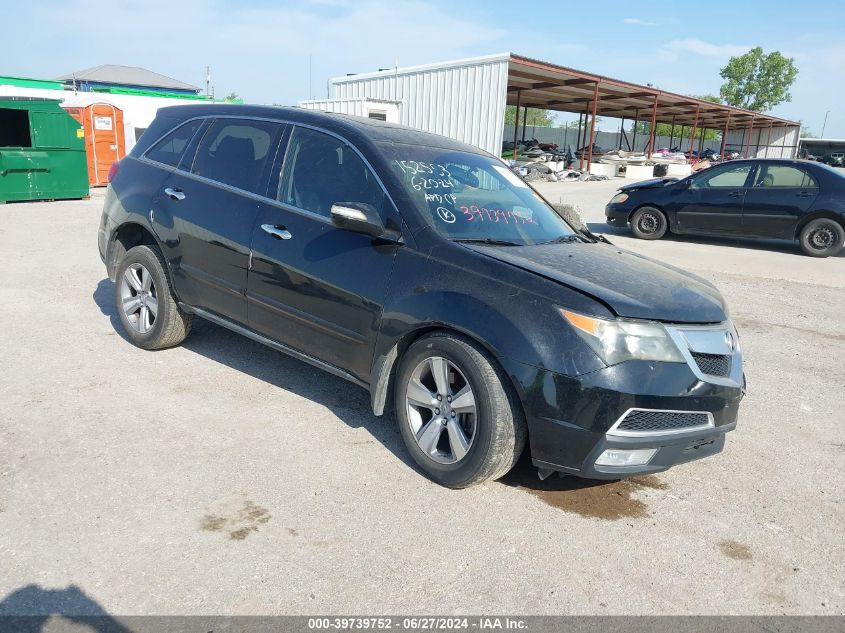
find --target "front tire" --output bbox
[114,245,192,350]
[394,333,526,488]
[630,206,668,240]
[799,218,845,257]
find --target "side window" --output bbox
[693,164,753,189]
[753,165,817,188]
[278,126,385,218]
[145,120,202,167]
[191,119,282,195]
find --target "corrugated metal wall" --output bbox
[298,98,401,122]
[503,123,800,158]
[724,125,800,158]
[332,55,510,156]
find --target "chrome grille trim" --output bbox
[607,408,715,437]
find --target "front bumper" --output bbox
[605,203,633,227]
[510,353,743,479]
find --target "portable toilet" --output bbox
[63,102,126,186]
[0,98,88,203]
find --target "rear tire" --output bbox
[394,333,526,488]
[114,245,192,350]
[799,218,845,257]
[630,206,668,240]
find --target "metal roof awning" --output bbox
[506,54,798,130]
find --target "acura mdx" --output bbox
[99,105,745,488]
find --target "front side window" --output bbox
[278,126,385,218]
[381,143,576,245]
[692,163,753,189]
[145,119,202,167]
[753,165,817,188]
[191,119,281,195]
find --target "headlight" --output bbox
[610,192,629,204]
[559,309,685,365]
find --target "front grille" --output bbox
[691,352,732,377]
[615,409,711,433]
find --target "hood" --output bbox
[467,242,726,323]
[620,177,679,192]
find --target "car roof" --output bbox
[154,104,485,156]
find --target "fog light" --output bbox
[595,448,658,467]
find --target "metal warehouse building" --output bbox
[301,52,800,169]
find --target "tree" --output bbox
[719,47,798,111]
[800,125,818,139]
[224,91,240,103]
[504,106,554,127]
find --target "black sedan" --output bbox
[605,159,845,257]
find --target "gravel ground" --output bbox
[0,184,842,616]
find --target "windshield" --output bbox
[381,143,576,245]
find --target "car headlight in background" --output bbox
[609,192,629,204]
[559,309,685,365]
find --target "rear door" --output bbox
[151,117,285,324]
[741,163,820,238]
[247,125,401,381]
[673,162,754,233]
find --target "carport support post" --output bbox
[618,116,625,149]
[522,105,528,144]
[632,109,639,151]
[669,115,676,149]
[586,81,600,171]
[647,94,658,158]
[720,113,731,157]
[765,122,773,159]
[688,104,700,159]
[512,90,521,161]
[744,117,754,157]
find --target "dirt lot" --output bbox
[0,183,843,616]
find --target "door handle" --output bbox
[796,191,813,198]
[728,191,743,198]
[164,187,186,201]
[261,224,292,240]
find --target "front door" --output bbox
[673,162,754,233]
[152,117,285,324]
[247,125,401,381]
[741,163,819,238]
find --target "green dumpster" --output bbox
[0,98,89,203]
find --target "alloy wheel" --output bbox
[405,356,477,464]
[120,263,158,334]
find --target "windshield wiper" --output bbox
[452,238,522,246]
[539,234,591,245]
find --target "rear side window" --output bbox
[145,120,202,167]
[753,165,817,188]
[191,119,282,195]
[278,126,385,218]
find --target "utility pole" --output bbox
[821,110,830,138]
[206,65,211,98]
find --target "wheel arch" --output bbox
[628,202,668,223]
[369,324,526,426]
[794,210,845,239]
[106,222,164,281]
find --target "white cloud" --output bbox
[623,18,657,26]
[656,38,751,62]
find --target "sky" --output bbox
[4,0,845,136]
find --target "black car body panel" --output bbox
[100,104,745,480]
[606,158,845,242]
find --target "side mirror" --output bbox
[330,202,385,238]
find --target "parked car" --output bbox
[99,105,744,488]
[605,159,845,257]
[823,152,844,167]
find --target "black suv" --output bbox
[99,105,744,488]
